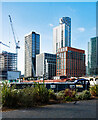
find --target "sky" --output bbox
[1,2,96,74]
[1,0,98,2]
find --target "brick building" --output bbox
[56,47,86,77]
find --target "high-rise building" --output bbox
[36,53,56,79]
[0,51,17,80]
[56,47,86,77]
[53,17,71,54]
[88,37,98,75]
[25,31,40,77]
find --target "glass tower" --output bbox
[25,31,40,77]
[88,37,98,75]
[53,17,71,54]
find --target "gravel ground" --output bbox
[1,99,97,119]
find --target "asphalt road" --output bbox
[1,99,97,119]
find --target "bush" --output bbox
[75,90,91,100]
[18,83,49,107]
[37,84,49,103]
[64,89,76,98]
[65,96,72,102]
[90,84,98,97]
[48,89,57,100]
[2,82,49,108]
[57,90,65,100]
[2,82,19,108]
[57,89,76,101]
[18,87,40,107]
[75,94,82,100]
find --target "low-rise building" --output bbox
[7,71,21,80]
[36,53,56,79]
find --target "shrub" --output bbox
[75,90,91,100]
[57,89,76,101]
[64,89,76,98]
[48,89,57,100]
[90,84,98,97]
[18,83,49,107]
[75,94,82,100]
[65,96,72,102]
[37,84,49,103]
[2,82,49,108]
[18,87,40,107]
[57,90,65,100]
[2,82,19,108]
[82,90,91,100]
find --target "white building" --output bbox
[53,17,71,54]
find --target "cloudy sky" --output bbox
[1,2,96,74]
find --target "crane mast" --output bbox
[8,15,20,71]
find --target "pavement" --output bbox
[1,99,97,119]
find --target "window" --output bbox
[61,40,63,48]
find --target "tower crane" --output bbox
[8,15,20,71]
[0,41,10,48]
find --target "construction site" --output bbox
[0,15,20,81]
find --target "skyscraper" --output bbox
[25,31,40,78]
[88,37,98,75]
[53,17,71,54]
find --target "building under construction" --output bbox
[0,51,17,80]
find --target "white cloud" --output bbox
[77,27,85,32]
[49,24,54,27]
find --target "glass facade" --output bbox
[88,37,98,75]
[53,17,71,54]
[36,53,56,79]
[60,17,71,47]
[25,32,40,77]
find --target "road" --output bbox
[1,99,97,119]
